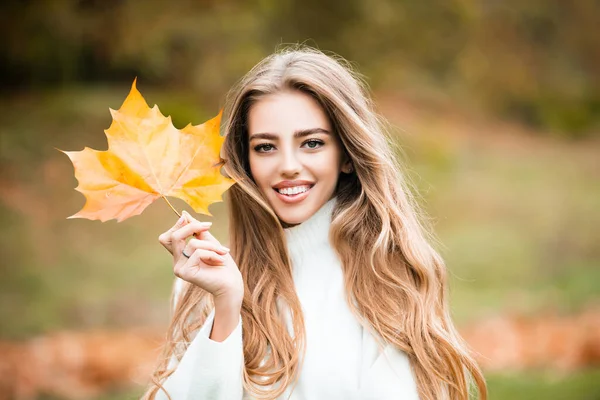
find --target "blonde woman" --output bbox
[142,45,487,400]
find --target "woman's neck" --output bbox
[283,196,338,258]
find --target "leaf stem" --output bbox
[161,195,181,218]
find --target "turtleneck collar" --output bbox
[283,196,337,259]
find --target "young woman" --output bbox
[142,45,487,400]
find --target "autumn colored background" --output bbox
[1,1,599,399]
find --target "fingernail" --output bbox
[221,246,230,252]
[177,216,185,224]
[202,222,213,226]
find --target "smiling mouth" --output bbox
[273,184,315,197]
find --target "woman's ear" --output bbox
[341,155,354,174]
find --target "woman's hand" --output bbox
[158,210,244,304]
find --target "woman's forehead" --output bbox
[247,91,331,137]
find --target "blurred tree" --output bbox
[0,0,598,137]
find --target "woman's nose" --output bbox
[280,148,302,175]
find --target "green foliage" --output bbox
[393,110,600,323]
[486,368,600,400]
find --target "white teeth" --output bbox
[277,185,311,195]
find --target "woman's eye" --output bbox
[254,144,274,153]
[253,140,324,153]
[303,139,324,149]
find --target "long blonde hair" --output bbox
[142,44,487,400]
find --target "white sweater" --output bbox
[157,197,419,399]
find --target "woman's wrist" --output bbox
[210,294,242,342]
[214,292,243,313]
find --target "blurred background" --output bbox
[0,1,599,399]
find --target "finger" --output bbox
[182,210,225,246]
[186,238,230,255]
[173,214,188,229]
[172,220,213,243]
[180,211,227,250]
[190,248,226,266]
[166,214,189,235]
[158,215,188,248]
[175,250,222,282]
[200,229,221,245]
[182,211,221,239]
[182,210,196,222]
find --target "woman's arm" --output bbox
[210,294,244,342]
[155,278,245,400]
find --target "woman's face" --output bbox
[247,90,350,227]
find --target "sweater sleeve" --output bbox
[155,278,245,400]
[358,343,420,399]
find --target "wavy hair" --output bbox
[142,44,487,400]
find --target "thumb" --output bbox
[182,210,195,223]
[202,229,221,245]
[170,213,187,231]
[182,210,221,245]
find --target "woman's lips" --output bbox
[273,184,314,204]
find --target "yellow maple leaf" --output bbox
[57,79,236,222]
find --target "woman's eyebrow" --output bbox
[249,128,331,141]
